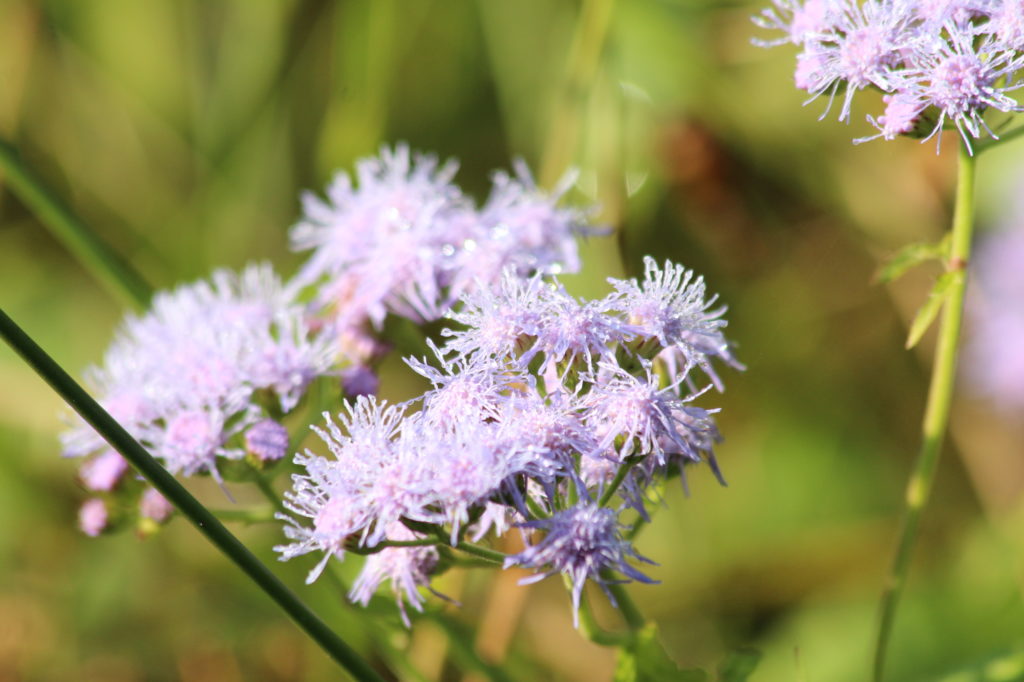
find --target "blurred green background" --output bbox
[2,1,1024,680]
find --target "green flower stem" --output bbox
[251,468,285,512]
[873,143,977,682]
[525,494,551,520]
[0,308,387,682]
[602,572,646,632]
[212,506,277,524]
[576,590,631,647]
[599,455,640,507]
[0,139,152,310]
[450,540,508,565]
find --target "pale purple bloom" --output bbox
[756,0,1024,151]
[276,399,445,582]
[505,503,656,628]
[340,365,380,399]
[911,27,1024,152]
[140,488,174,523]
[449,164,594,291]
[991,1,1024,49]
[494,391,594,487]
[245,419,290,463]
[522,282,634,377]
[61,264,333,483]
[407,341,523,427]
[349,523,440,627]
[291,144,468,330]
[442,269,546,363]
[580,363,720,468]
[78,498,109,537]
[608,257,741,390]
[806,1,916,122]
[290,145,598,337]
[79,450,129,492]
[753,0,840,46]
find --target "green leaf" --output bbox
[906,271,958,349]
[876,234,950,283]
[717,648,762,682]
[613,624,707,682]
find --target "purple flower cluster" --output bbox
[277,257,740,624]
[61,264,335,531]
[755,0,1024,151]
[290,145,597,361]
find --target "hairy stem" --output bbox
[0,139,153,309]
[0,309,386,682]
[873,143,977,682]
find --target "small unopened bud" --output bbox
[78,498,109,537]
[79,450,129,492]
[244,419,290,463]
[341,365,379,399]
[140,487,174,524]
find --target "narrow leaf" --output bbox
[906,271,958,349]
[718,648,762,682]
[876,234,950,283]
[613,624,707,682]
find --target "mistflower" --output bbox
[580,362,720,467]
[290,145,599,339]
[79,450,129,492]
[244,419,290,463]
[406,341,525,427]
[79,498,109,537]
[450,163,595,289]
[505,503,656,627]
[608,256,741,390]
[276,397,447,583]
[61,263,334,484]
[291,144,467,330]
[140,488,174,524]
[349,523,441,627]
[442,269,547,363]
[755,0,1024,151]
[278,245,741,627]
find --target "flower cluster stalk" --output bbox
[0,139,152,309]
[0,308,386,682]
[873,142,977,682]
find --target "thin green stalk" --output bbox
[450,540,508,565]
[602,574,646,632]
[0,308,386,682]
[212,506,277,524]
[0,140,152,309]
[576,590,631,647]
[599,455,640,507]
[873,143,977,682]
[252,469,285,512]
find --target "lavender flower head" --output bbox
[289,145,599,353]
[278,256,740,626]
[755,0,1024,152]
[61,264,335,527]
[505,503,656,628]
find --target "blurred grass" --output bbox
[2,1,1023,680]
